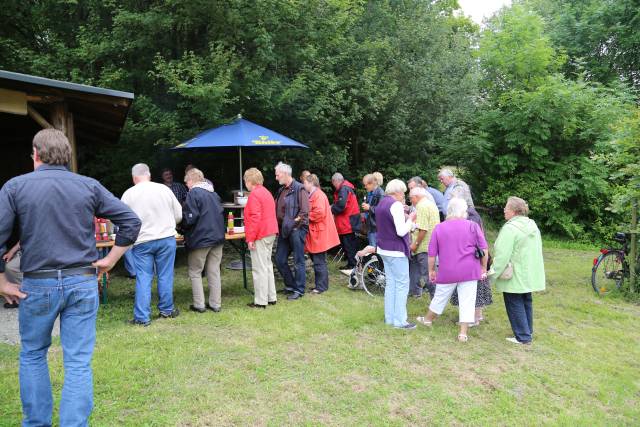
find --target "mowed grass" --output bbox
[1,242,639,426]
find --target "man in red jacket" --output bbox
[243,168,279,308]
[331,172,361,270]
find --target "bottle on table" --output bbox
[227,211,234,234]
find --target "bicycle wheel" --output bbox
[359,256,385,297]
[591,251,625,295]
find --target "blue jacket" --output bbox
[366,186,385,233]
[182,186,225,250]
[0,165,140,272]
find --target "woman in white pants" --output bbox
[416,198,488,342]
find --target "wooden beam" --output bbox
[67,112,78,172]
[26,94,64,104]
[0,88,27,115]
[26,105,53,129]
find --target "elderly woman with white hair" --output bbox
[416,197,488,342]
[375,179,417,329]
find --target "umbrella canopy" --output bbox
[173,116,308,192]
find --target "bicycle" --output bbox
[591,232,640,295]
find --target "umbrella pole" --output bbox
[239,146,243,194]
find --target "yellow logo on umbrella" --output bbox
[252,135,282,145]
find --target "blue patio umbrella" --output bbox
[173,115,308,192]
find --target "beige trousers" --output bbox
[188,245,223,309]
[5,251,23,284]
[250,235,276,306]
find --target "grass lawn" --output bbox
[1,242,639,426]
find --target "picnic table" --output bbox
[96,232,248,304]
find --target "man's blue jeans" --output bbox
[132,237,176,322]
[275,229,307,295]
[380,255,410,327]
[19,273,99,427]
[123,248,136,277]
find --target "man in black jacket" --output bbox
[274,162,309,300]
[182,168,225,313]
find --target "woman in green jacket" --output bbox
[490,197,545,345]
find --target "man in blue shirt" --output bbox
[0,129,141,427]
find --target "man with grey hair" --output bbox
[407,176,446,221]
[122,163,183,325]
[0,128,141,426]
[331,172,361,270]
[274,162,309,300]
[407,176,436,205]
[437,168,474,212]
[408,186,440,298]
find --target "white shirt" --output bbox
[377,200,413,258]
[121,181,182,245]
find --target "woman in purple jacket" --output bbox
[375,179,417,330]
[416,197,489,342]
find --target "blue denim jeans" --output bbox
[367,232,377,247]
[132,236,176,322]
[123,248,136,277]
[503,292,533,343]
[380,255,410,327]
[275,229,307,295]
[19,273,99,427]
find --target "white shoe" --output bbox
[506,337,521,344]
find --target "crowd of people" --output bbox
[0,129,546,425]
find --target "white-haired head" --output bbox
[132,163,151,177]
[409,186,427,198]
[446,197,468,220]
[438,168,454,178]
[438,168,456,187]
[331,172,344,182]
[385,179,407,196]
[274,162,292,176]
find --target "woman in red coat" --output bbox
[243,168,279,308]
[303,174,340,293]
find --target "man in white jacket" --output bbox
[122,163,182,326]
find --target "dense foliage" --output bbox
[0,0,638,241]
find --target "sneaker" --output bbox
[206,304,221,312]
[189,305,206,313]
[159,309,180,319]
[247,303,266,309]
[128,318,150,327]
[311,289,324,294]
[268,301,277,305]
[287,292,302,301]
[394,323,417,330]
[506,337,531,345]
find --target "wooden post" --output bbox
[50,102,78,172]
[630,198,638,293]
[66,113,77,172]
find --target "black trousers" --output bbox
[310,252,329,292]
[339,233,358,268]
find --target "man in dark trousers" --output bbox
[274,162,309,300]
[0,129,141,426]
